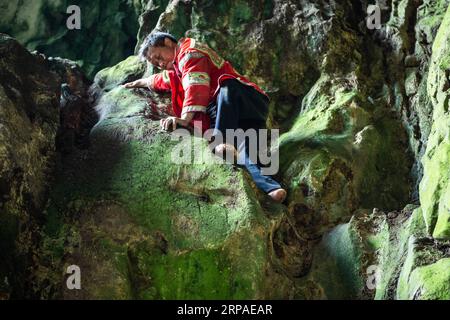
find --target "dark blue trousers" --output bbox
[207,79,282,194]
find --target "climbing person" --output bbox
[123,32,287,203]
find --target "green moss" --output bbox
[137,249,239,299]
[396,228,449,300]
[230,1,253,26]
[304,211,388,299]
[407,258,450,299]
[279,80,358,159]
[420,4,450,239]
[0,0,142,78]
[277,74,412,240]
[398,258,450,300]
[37,83,277,299]
[396,236,418,299]
[305,223,361,299]
[0,35,61,298]
[432,183,450,238]
[94,56,146,91]
[373,206,430,300]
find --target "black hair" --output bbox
[138,32,177,61]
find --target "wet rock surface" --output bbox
[0,0,449,299]
[0,34,60,298]
[0,0,144,78]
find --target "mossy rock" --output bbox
[420,4,450,240]
[302,209,388,299]
[397,237,450,300]
[94,56,146,92]
[278,76,412,238]
[35,80,294,299]
[403,258,450,300]
[0,34,61,298]
[0,0,144,78]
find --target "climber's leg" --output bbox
[236,139,283,194]
[208,79,286,202]
[209,79,267,157]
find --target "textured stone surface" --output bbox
[309,205,450,300]
[0,34,60,298]
[399,258,450,299]
[0,0,144,78]
[1,0,449,300]
[376,0,450,199]
[420,4,450,240]
[303,209,389,299]
[134,0,450,299]
[144,0,414,240]
[32,60,297,299]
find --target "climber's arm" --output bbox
[123,70,171,92]
[165,54,212,133]
[159,53,211,132]
[122,77,152,89]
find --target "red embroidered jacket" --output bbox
[148,38,268,133]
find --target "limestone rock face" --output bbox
[0,0,449,300]
[372,0,450,200]
[0,0,144,78]
[35,60,296,299]
[145,0,413,240]
[307,205,450,300]
[0,34,60,298]
[420,4,450,240]
[131,0,450,299]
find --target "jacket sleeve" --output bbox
[148,70,171,92]
[179,52,211,117]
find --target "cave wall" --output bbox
[421,3,450,240]
[0,34,59,298]
[0,0,449,299]
[33,57,297,299]
[85,0,450,299]
[0,0,144,78]
[371,0,450,201]
[0,33,92,298]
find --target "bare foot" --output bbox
[268,188,287,203]
[214,143,238,163]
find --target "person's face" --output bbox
[146,38,176,70]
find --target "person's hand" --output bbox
[122,80,141,89]
[122,78,151,89]
[160,117,187,131]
